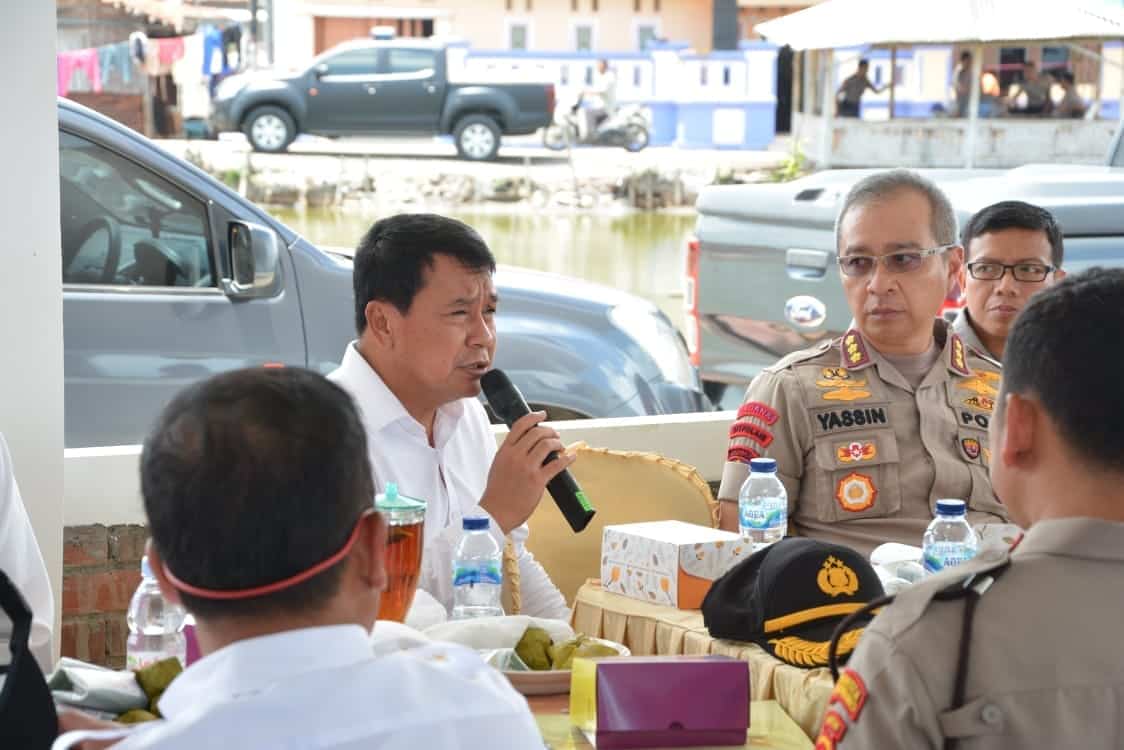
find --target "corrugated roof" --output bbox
[755,0,1124,49]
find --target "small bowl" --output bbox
[501,638,631,696]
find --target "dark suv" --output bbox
[210,38,554,161]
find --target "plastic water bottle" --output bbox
[126,556,187,670]
[922,499,978,574]
[451,517,504,619]
[738,457,788,548]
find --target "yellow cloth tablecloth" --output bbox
[536,700,812,750]
[571,581,834,741]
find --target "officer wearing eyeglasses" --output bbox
[718,170,1007,555]
[953,201,1066,362]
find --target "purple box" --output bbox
[570,655,749,748]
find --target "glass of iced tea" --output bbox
[375,484,426,623]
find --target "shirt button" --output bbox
[980,704,1003,726]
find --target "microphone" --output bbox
[481,369,596,533]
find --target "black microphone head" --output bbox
[480,368,514,399]
[481,369,531,427]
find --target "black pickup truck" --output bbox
[210,38,554,161]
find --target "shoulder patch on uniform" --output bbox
[727,445,760,465]
[816,709,849,748]
[829,668,869,722]
[949,334,971,376]
[737,401,779,425]
[730,421,774,448]
[841,329,873,370]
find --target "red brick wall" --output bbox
[62,524,148,668]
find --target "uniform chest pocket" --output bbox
[957,426,1006,518]
[810,430,903,523]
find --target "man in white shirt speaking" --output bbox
[329,213,571,620]
[55,367,542,750]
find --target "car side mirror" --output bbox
[314,63,329,78]
[222,221,281,299]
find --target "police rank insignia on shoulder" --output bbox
[841,331,872,368]
[949,334,970,376]
[817,368,872,402]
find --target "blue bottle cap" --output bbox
[749,457,777,473]
[935,499,967,516]
[140,555,154,579]
[462,516,490,531]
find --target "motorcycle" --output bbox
[542,94,650,152]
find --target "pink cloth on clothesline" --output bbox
[156,37,185,66]
[57,48,102,97]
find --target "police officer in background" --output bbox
[818,268,1124,749]
[953,200,1066,361]
[717,170,1006,555]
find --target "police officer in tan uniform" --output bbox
[952,200,1067,361]
[718,170,1006,555]
[818,268,1124,749]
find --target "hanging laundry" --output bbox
[202,26,227,76]
[157,37,185,67]
[175,33,213,121]
[129,31,149,66]
[57,49,102,97]
[144,37,186,76]
[221,25,243,71]
[97,42,132,87]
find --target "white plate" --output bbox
[501,638,630,696]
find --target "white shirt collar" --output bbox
[158,625,372,718]
[335,343,466,445]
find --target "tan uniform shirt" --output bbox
[718,321,1005,555]
[822,518,1124,749]
[951,308,999,362]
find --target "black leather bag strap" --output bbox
[0,568,58,749]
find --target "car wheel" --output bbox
[454,114,501,161]
[244,106,296,153]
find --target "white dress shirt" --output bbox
[53,625,544,750]
[329,343,569,621]
[0,432,54,670]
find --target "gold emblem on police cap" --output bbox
[817,556,860,597]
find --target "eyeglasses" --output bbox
[837,244,956,277]
[966,261,1055,282]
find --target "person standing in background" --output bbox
[837,59,886,118]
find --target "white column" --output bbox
[0,0,64,664]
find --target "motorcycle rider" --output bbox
[582,59,618,137]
